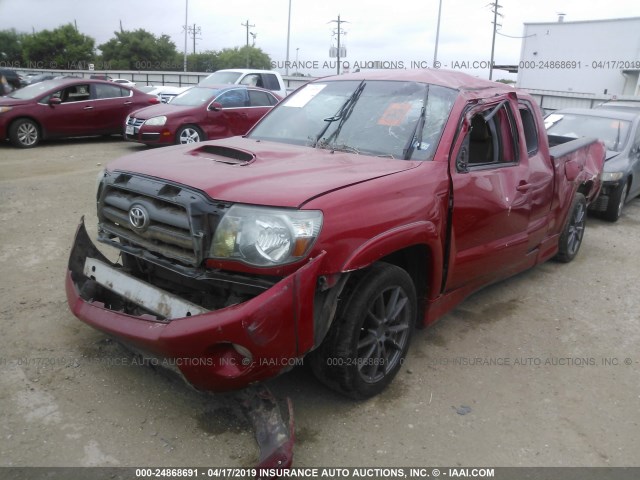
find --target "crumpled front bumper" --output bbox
[65,218,324,392]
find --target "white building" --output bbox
[517,16,640,97]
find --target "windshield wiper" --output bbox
[313,80,366,148]
[402,85,430,160]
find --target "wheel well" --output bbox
[8,116,43,139]
[379,245,430,319]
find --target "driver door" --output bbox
[446,97,533,291]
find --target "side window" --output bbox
[61,84,90,102]
[519,103,539,155]
[94,83,128,99]
[262,74,280,91]
[239,74,263,88]
[216,89,248,108]
[467,104,518,167]
[248,89,274,107]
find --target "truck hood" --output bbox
[107,137,421,207]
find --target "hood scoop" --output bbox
[188,145,256,166]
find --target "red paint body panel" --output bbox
[66,69,605,391]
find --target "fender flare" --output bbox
[340,220,443,299]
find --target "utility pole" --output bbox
[241,19,255,68]
[489,0,503,80]
[241,20,255,48]
[329,15,348,75]
[188,24,201,54]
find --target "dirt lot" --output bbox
[1,136,639,469]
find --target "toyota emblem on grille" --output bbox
[129,205,149,230]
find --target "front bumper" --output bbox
[66,218,324,392]
[589,180,623,212]
[124,123,174,145]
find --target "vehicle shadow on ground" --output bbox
[0,134,145,150]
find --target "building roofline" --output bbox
[524,16,640,26]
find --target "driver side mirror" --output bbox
[48,97,62,107]
[208,102,223,112]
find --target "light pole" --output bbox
[433,0,443,68]
[286,0,292,75]
[183,0,188,72]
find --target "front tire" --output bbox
[9,119,40,148]
[602,180,628,222]
[556,193,586,263]
[176,125,204,144]
[310,262,417,399]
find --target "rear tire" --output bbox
[556,193,586,263]
[309,262,416,399]
[602,180,628,222]
[9,119,40,148]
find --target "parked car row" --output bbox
[0,71,284,149]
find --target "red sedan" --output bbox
[124,85,280,145]
[0,78,160,148]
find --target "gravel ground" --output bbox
[1,136,639,469]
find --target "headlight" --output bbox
[0,106,13,114]
[144,116,167,126]
[210,205,323,267]
[601,172,624,182]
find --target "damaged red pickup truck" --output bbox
[66,70,605,400]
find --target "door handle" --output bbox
[124,101,132,105]
[516,183,531,192]
[83,106,94,110]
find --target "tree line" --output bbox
[0,24,272,72]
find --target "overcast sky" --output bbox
[1,0,638,78]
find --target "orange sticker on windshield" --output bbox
[378,103,412,126]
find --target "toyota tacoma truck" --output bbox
[66,70,605,400]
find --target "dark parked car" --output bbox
[546,107,640,221]
[596,100,640,113]
[0,78,160,148]
[27,73,60,85]
[124,85,279,145]
[0,68,24,91]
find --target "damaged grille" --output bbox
[97,173,229,267]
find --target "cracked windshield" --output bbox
[250,80,457,160]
